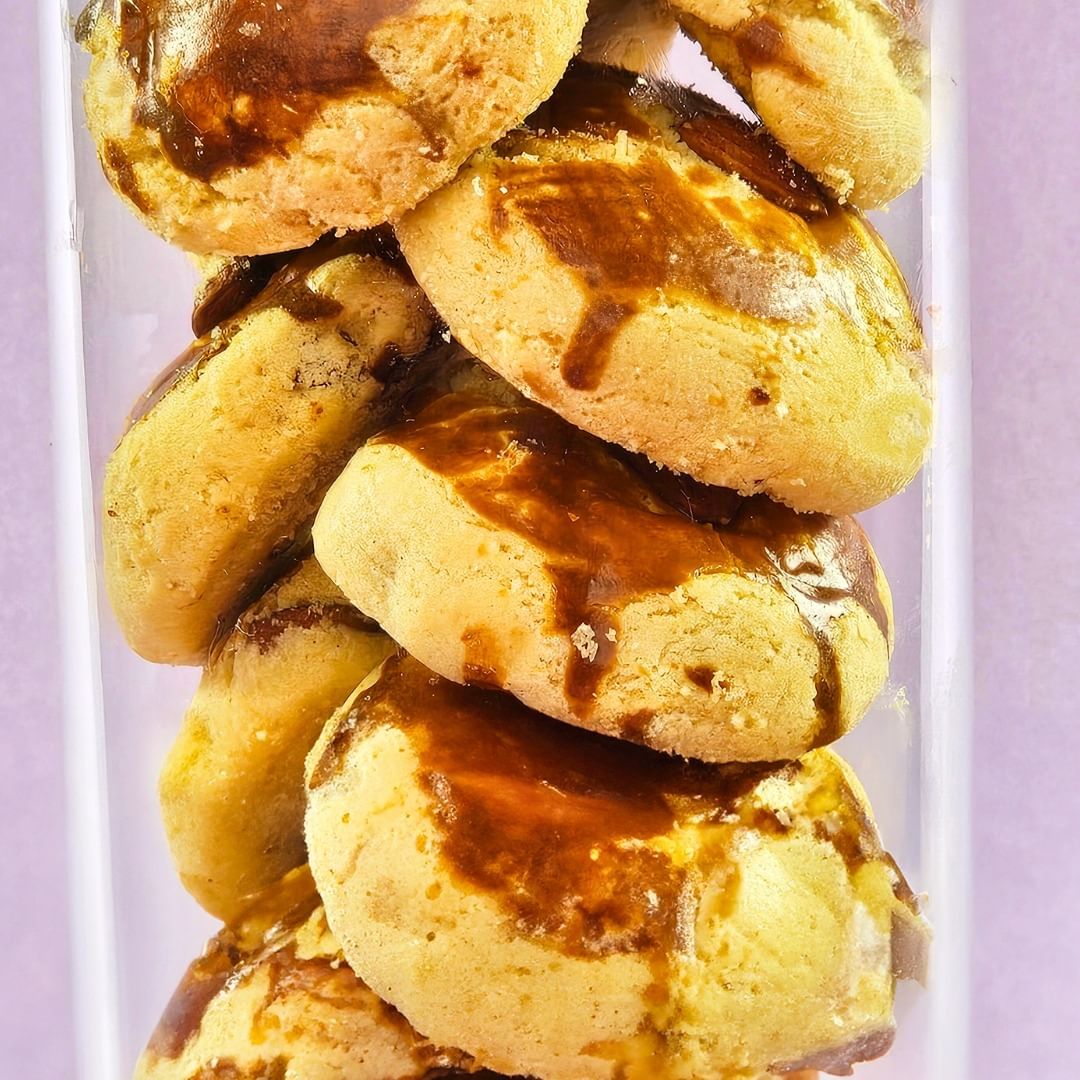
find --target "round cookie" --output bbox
[304,654,929,1080]
[667,0,928,208]
[313,372,893,763]
[76,0,590,255]
[103,234,434,665]
[134,865,496,1079]
[159,556,395,923]
[396,66,930,515]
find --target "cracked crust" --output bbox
[79,0,589,254]
[396,70,930,515]
[312,371,893,762]
[304,657,928,1079]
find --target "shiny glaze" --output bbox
[493,71,864,391]
[100,0,428,180]
[238,602,380,654]
[311,654,785,958]
[488,154,831,389]
[145,866,487,1073]
[146,868,321,1059]
[127,233,382,431]
[524,65,828,216]
[310,656,919,981]
[103,138,150,212]
[371,390,888,741]
[192,227,406,338]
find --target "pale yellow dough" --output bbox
[103,241,433,665]
[304,655,929,1080]
[159,557,394,923]
[668,0,928,208]
[313,372,893,763]
[133,866,490,1079]
[79,0,590,255]
[397,75,930,515]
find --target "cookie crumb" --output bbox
[571,623,599,662]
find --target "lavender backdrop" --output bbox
[0,1,1075,1076]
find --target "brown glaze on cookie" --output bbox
[309,654,917,985]
[524,65,829,212]
[310,654,787,959]
[103,138,151,212]
[111,0,436,181]
[130,233,407,430]
[370,391,888,743]
[192,228,407,338]
[147,868,322,1059]
[732,17,818,85]
[489,68,896,393]
[488,157,821,390]
[142,865,495,1076]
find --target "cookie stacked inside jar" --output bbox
[79,0,932,1076]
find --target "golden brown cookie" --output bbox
[159,557,395,923]
[305,654,929,1080]
[134,866,496,1079]
[397,66,929,515]
[667,0,928,208]
[76,0,590,255]
[313,368,892,763]
[103,234,434,665]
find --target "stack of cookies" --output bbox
[79,0,932,1076]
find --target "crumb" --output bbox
[571,623,599,662]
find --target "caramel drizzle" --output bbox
[373,391,888,741]
[494,67,841,393]
[105,0,443,181]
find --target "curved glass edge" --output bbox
[922,0,974,1076]
[39,0,122,1077]
[41,0,974,1075]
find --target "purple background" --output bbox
[1,1,1076,1076]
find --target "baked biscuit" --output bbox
[667,0,928,208]
[134,865,495,1079]
[159,557,394,923]
[305,655,929,1080]
[103,234,434,665]
[396,66,930,515]
[76,0,590,255]
[313,374,892,763]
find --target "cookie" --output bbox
[396,66,930,514]
[134,865,496,1079]
[159,557,394,923]
[312,371,892,763]
[304,654,929,1080]
[76,0,590,255]
[103,234,434,665]
[668,0,928,208]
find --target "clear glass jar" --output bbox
[40,1,972,1075]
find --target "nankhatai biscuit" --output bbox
[667,0,928,207]
[313,373,892,763]
[76,0,590,254]
[304,655,928,1080]
[159,557,394,923]
[103,234,433,665]
[397,66,930,514]
[134,866,496,1079]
